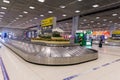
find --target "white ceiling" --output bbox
[0,0,120,31]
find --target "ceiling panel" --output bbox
[0,0,119,30]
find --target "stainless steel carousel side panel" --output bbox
[9,52,97,65]
[2,40,98,65]
[2,43,29,60]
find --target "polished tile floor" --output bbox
[0,44,120,80]
[0,64,3,80]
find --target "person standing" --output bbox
[99,38,103,48]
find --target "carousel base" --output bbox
[1,39,98,66]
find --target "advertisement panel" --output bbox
[41,17,56,27]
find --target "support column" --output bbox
[109,24,115,37]
[70,16,79,44]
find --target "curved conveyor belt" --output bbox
[2,40,98,65]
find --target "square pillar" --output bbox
[70,16,79,44]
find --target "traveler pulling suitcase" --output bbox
[99,39,103,48]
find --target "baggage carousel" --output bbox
[2,39,98,66]
[93,40,120,46]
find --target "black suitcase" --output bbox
[99,43,102,48]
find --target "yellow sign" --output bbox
[112,30,120,34]
[41,17,55,27]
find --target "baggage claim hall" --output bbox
[0,0,120,80]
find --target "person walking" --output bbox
[99,38,103,48]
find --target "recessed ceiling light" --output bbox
[103,19,107,21]
[112,13,118,16]
[92,4,99,8]
[23,11,28,14]
[75,10,80,13]
[3,0,10,3]
[65,23,69,24]
[34,17,38,19]
[88,24,90,26]
[13,20,16,22]
[109,21,112,23]
[83,19,87,21]
[1,7,7,9]
[118,17,120,19]
[40,14,44,17]
[81,22,84,24]
[77,0,82,2]
[97,23,100,24]
[91,21,94,23]
[0,12,5,14]
[96,17,100,19]
[16,18,19,20]
[19,15,23,17]
[103,24,106,26]
[114,23,117,25]
[38,0,45,2]
[59,5,66,8]
[29,19,32,21]
[48,11,53,13]
[29,6,35,9]
[26,21,29,23]
[62,14,67,17]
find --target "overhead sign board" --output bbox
[112,30,120,35]
[41,17,56,27]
